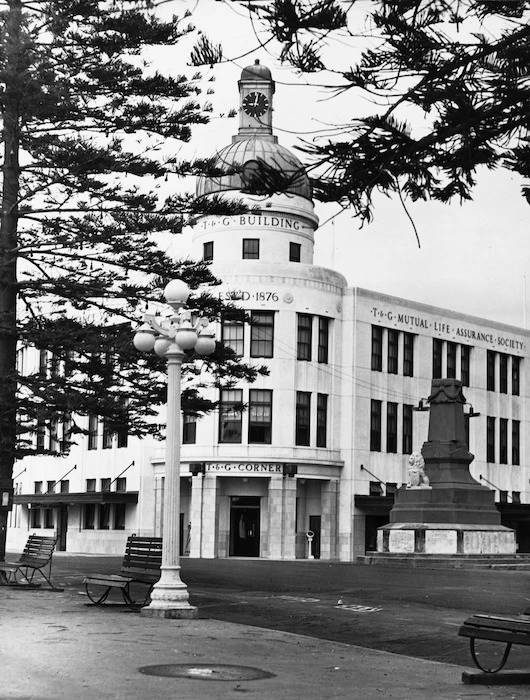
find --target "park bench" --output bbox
[458,610,530,681]
[83,535,162,611]
[0,533,62,591]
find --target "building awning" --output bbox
[354,495,395,516]
[13,491,139,506]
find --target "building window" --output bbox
[386,402,398,453]
[34,481,43,494]
[318,317,329,364]
[403,333,414,377]
[250,311,274,358]
[48,418,59,453]
[446,342,457,379]
[499,490,509,504]
[499,418,508,464]
[512,356,520,396]
[242,238,260,259]
[219,389,243,443]
[30,508,41,529]
[513,491,521,504]
[88,415,98,450]
[46,481,55,494]
[102,419,113,449]
[402,404,413,454]
[295,392,311,446]
[101,478,111,492]
[461,345,470,387]
[36,420,46,453]
[369,481,383,496]
[183,414,197,444]
[289,242,301,262]
[499,354,508,394]
[61,414,72,452]
[512,420,520,465]
[370,399,382,452]
[487,350,495,391]
[60,480,69,494]
[83,504,95,530]
[39,349,48,377]
[222,320,244,357]
[44,509,54,529]
[248,389,272,444]
[486,416,495,463]
[371,326,383,372]
[316,393,328,448]
[116,477,127,492]
[86,479,96,492]
[116,399,129,449]
[203,241,213,261]
[99,504,111,530]
[432,339,443,379]
[114,503,126,530]
[387,330,398,375]
[297,314,312,361]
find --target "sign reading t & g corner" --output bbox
[206,463,283,474]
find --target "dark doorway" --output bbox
[308,515,321,559]
[230,496,260,557]
[57,505,68,551]
[365,515,388,553]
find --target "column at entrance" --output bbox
[321,480,339,559]
[200,474,218,558]
[189,474,204,558]
[267,475,296,559]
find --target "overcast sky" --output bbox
[162,1,530,329]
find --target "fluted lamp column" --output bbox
[133,279,215,618]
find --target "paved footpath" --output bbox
[1,581,529,700]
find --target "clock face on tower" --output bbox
[243,91,269,118]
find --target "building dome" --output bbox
[240,59,273,83]
[196,138,313,200]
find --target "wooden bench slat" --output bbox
[461,616,530,633]
[459,625,530,646]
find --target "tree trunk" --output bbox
[0,0,22,560]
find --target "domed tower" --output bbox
[187,62,346,563]
[194,59,319,265]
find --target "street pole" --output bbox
[134,279,215,619]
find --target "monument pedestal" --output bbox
[377,523,515,555]
[377,379,516,557]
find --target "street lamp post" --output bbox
[133,279,215,618]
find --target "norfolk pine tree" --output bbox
[0,1,266,560]
[253,1,530,224]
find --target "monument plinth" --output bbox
[377,379,516,555]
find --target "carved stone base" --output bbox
[377,523,516,555]
[140,565,199,619]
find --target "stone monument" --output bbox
[377,378,516,555]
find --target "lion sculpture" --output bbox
[406,452,430,489]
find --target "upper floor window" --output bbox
[316,393,328,448]
[318,317,330,364]
[219,389,243,443]
[34,481,43,494]
[402,404,413,454]
[512,420,520,465]
[250,312,274,358]
[512,356,520,396]
[60,480,69,494]
[297,314,312,361]
[403,333,414,377]
[116,477,127,492]
[487,350,495,391]
[446,342,457,379]
[370,399,382,452]
[102,419,113,449]
[499,418,508,464]
[248,389,272,444]
[387,330,398,374]
[203,241,213,261]
[432,339,443,379]
[386,402,398,453]
[486,416,495,462]
[461,345,470,387]
[222,320,244,357]
[371,326,383,372]
[86,479,96,492]
[88,415,98,450]
[499,354,508,394]
[183,414,197,444]
[242,238,260,259]
[295,392,311,446]
[289,242,301,262]
[101,478,111,492]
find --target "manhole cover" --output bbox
[138,664,275,681]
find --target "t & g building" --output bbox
[8,62,530,560]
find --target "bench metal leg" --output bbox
[470,638,513,673]
[85,582,115,605]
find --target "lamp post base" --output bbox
[141,566,198,619]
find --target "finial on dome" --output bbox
[240,60,273,83]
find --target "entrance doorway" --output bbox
[229,496,260,557]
